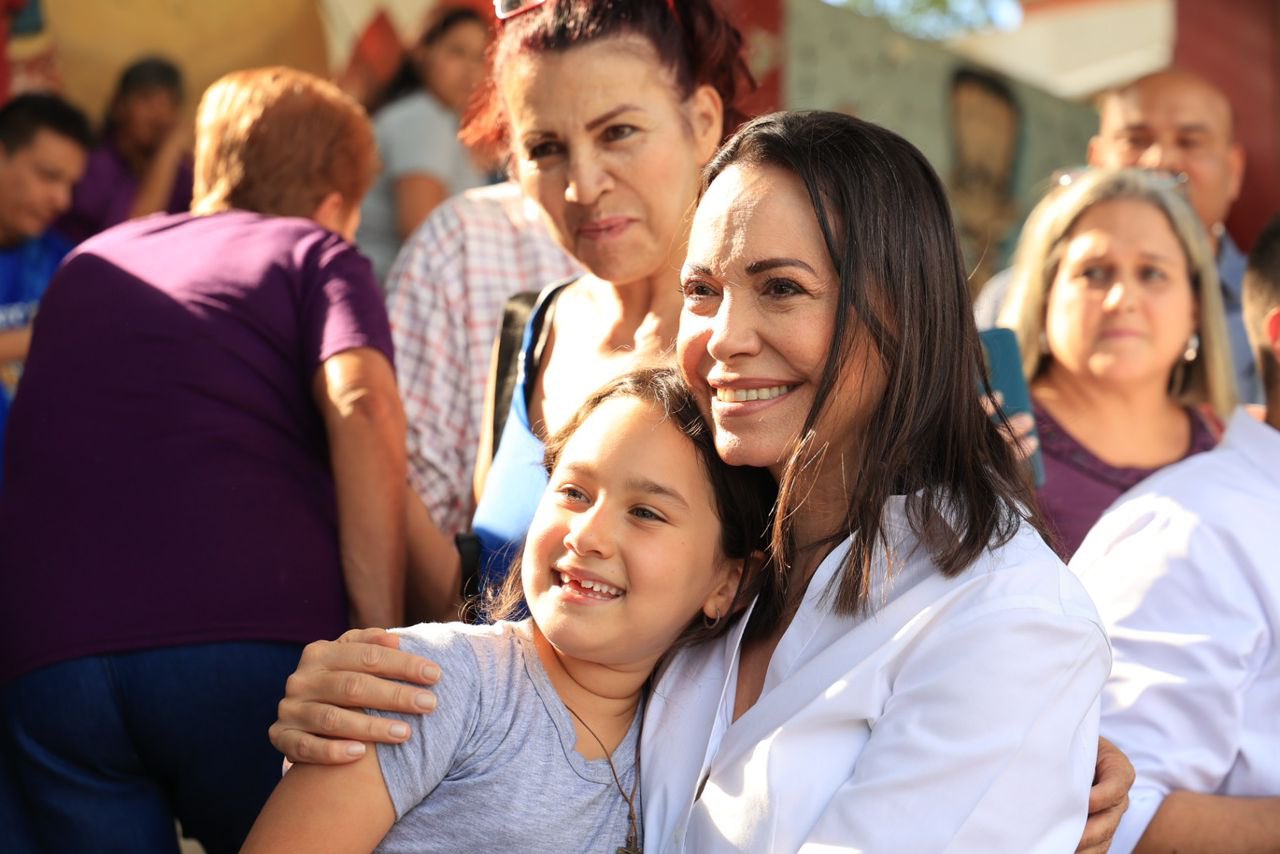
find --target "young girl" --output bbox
[243,367,775,853]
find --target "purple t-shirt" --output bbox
[54,141,194,245]
[1034,401,1218,560]
[0,211,394,683]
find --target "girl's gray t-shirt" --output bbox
[371,620,642,853]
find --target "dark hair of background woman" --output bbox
[376,5,488,113]
[101,56,183,141]
[485,366,779,649]
[462,0,755,156]
[704,110,1047,626]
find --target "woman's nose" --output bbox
[564,149,611,207]
[1102,276,1139,312]
[706,293,762,361]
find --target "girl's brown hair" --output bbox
[485,366,777,650]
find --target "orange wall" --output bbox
[1175,0,1280,251]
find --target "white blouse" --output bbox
[1071,409,1280,854]
[642,500,1110,853]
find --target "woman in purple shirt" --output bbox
[998,168,1237,557]
[0,67,406,853]
[55,56,194,244]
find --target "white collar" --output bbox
[1223,407,1280,486]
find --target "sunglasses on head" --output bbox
[493,0,547,19]
[1051,166,1190,197]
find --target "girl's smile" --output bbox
[523,394,742,671]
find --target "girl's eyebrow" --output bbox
[625,477,690,510]
[559,462,690,510]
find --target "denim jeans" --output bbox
[1,641,304,854]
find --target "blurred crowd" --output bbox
[0,1,1276,853]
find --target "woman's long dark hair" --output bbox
[703,111,1046,621]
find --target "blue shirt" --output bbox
[470,280,575,600]
[0,230,70,331]
[0,230,72,482]
[1215,233,1259,404]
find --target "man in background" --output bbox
[0,92,91,467]
[976,68,1258,402]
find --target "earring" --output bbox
[1184,332,1200,363]
[703,608,722,630]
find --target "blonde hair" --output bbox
[192,67,378,219]
[997,168,1236,420]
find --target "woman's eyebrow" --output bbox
[586,104,641,131]
[683,262,716,278]
[746,257,817,275]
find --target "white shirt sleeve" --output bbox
[1074,506,1269,854]
[798,603,1109,853]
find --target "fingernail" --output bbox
[1010,413,1033,429]
[389,723,410,739]
[414,691,437,711]
[345,742,366,757]
[992,391,1004,405]
[421,664,441,682]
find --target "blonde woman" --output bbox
[999,168,1236,557]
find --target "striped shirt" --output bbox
[385,182,580,535]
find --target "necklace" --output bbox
[563,699,643,854]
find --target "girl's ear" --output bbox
[702,550,765,621]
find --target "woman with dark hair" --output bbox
[647,108,1109,850]
[55,56,193,243]
[357,6,490,283]
[268,108,1132,851]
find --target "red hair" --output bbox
[193,67,378,218]
[460,0,754,159]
